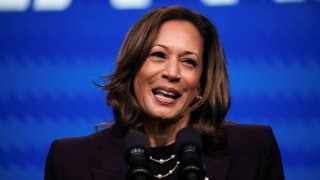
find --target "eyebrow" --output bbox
[152,44,200,59]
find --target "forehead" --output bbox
[156,20,202,39]
[152,20,203,51]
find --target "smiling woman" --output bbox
[134,20,204,147]
[134,20,203,137]
[44,6,284,180]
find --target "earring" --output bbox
[196,95,202,100]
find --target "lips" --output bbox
[152,87,181,104]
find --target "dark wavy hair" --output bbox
[101,6,230,158]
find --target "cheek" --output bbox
[135,63,161,88]
[133,69,152,103]
[184,73,202,90]
[182,72,202,102]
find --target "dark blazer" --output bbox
[44,124,284,180]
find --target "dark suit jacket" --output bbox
[44,124,284,180]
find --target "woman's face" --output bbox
[133,20,203,120]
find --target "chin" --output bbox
[150,111,182,122]
[153,113,176,120]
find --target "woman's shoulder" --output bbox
[49,127,122,154]
[224,122,273,135]
[223,122,278,153]
[45,127,125,179]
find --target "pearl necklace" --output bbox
[150,154,179,179]
[153,161,180,179]
[150,154,176,164]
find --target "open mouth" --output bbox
[152,87,181,102]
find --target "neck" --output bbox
[144,115,189,147]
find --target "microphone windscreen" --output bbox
[123,130,149,161]
[175,127,203,154]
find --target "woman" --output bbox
[45,6,284,180]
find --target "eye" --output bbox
[182,58,198,68]
[149,51,166,59]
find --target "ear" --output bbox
[194,83,202,100]
[196,83,202,96]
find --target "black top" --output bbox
[150,144,177,180]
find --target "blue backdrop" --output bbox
[0,0,319,179]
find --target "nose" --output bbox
[161,59,180,82]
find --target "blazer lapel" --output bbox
[203,155,231,180]
[92,129,127,180]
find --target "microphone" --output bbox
[175,127,205,180]
[123,130,153,180]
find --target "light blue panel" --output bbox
[229,58,320,97]
[0,56,115,98]
[0,165,43,180]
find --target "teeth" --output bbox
[156,89,177,96]
[153,88,181,100]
